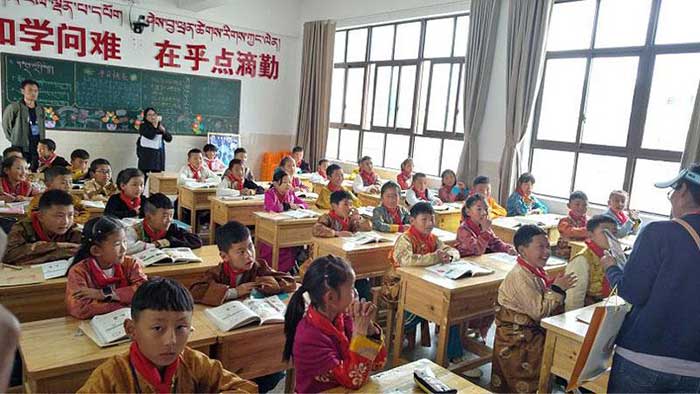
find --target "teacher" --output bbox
[137,107,172,180]
[602,163,700,393]
[2,79,45,169]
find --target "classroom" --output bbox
[1,0,699,393]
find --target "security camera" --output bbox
[131,15,149,34]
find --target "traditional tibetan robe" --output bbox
[311,211,371,238]
[4,214,81,266]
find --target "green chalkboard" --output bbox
[1,53,241,135]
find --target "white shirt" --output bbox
[352,175,382,194]
[178,164,220,186]
[405,188,442,208]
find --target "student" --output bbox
[602,190,641,238]
[491,225,576,393]
[178,148,220,186]
[1,156,38,202]
[217,158,263,196]
[390,202,464,362]
[396,158,414,190]
[554,191,589,258]
[565,215,617,311]
[283,255,386,393]
[313,190,371,238]
[70,148,90,182]
[202,143,226,173]
[372,181,410,233]
[405,173,442,208]
[66,216,147,320]
[316,164,361,209]
[82,158,118,201]
[2,146,23,160]
[0,306,19,394]
[455,194,516,257]
[105,168,146,219]
[472,176,507,219]
[4,189,81,266]
[234,147,255,181]
[439,169,468,203]
[291,145,311,174]
[126,193,202,254]
[280,156,307,192]
[35,138,69,173]
[310,158,329,183]
[77,278,257,393]
[27,166,90,224]
[352,156,382,194]
[506,172,548,216]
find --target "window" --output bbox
[326,13,469,175]
[530,0,696,216]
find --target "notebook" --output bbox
[31,258,72,279]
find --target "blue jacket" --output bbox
[606,213,700,362]
[602,208,640,238]
[506,192,548,216]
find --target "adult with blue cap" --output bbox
[601,163,700,393]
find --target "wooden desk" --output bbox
[1,245,221,323]
[253,211,323,270]
[177,185,217,234]
[325,358,489,393]
[85,206,104,221]
[358,192,380,207]
[392,254,566,371]
[313,229,457,280]
[434,205,462,232]
[19,310,217,394]
[538,301,610,393]
[149,172,178,195]
[492,213,564,245]
[569,234,637,260]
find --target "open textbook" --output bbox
[282,209,320,219]
[79,307,131,347]
[487,252,567,267]
[346,231,393,245]
[295,191,319,200]
[426,260,494,280]
[205,296,287,332]
[184,180,219,189]
[132,247,202,267]
[82,200,106,209]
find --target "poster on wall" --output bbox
[207,132,240,166]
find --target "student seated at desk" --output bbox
[1,156,38,202]
[78,278,257,393]
[310,158,329,183]
[284,255,387,393]
[506,172,548,216]
[316,164,361,210]
[280,155,307,192]
[202,143,226,173]
[396,158,413,190]
[234,147,255,181]
[178,148,220,186]
[564,215,617,312]
[105,168,146,219]
[82,158,118,201]
[372,181,410,233]
[2,146,23,160]
[217,159,264,196]
[70,148,90,182]
[4,189,81,266]
[472,175,506,219]
[553,191,589,258]
[602,189,641,238]
[491,225,576,393]
[126,193,202,254]
[292,145,311,174]
[28,165,90,224]
[456,194,516,257]
[438,169,468,203]
[35,138,69,173]
[353,156,381,194]
[405,173,442,208]
[313,190,371,238]
[66,216,147,320]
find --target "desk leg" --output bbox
[177,194,183,223]
[191,209,197,235]
[391,281,407,366]
[271,242,280,271]
[209,214,216,244]
[435,320,449,367]
[537,331,557,394]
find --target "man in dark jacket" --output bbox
[2,79,45,168]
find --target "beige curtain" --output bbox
[295,20,336,166]
[456,0,501,183]
[497,0,553,203]
[682,81,700,168]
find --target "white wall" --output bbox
[0,0,302,175]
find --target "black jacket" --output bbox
[137,121,172,172]
[104,194,146,219]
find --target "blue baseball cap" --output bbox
[655,167,700,189]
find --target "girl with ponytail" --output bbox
[283,255,386,393]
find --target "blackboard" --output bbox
[1,53,241,135]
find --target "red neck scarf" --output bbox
[463,217,482,236]
[569,210,588,227]
[129,342,179,394]
[611,209,628,225]
[318,169,327,180]
[30,212,51,241]
[86,257,128,289]
[385,206,403,226]
[329,210,351,231]
[517,187,533,204]
[38,153,57,166]
[328,182,342,192]
[2,177,30,197]
[359,169,377,186]
[584,239,611,296]
[407,225,437,253]
[517,256,553,287]
[120,192,141,213]
[188,164,202,181]
[205,157,216,171]
[296,160,303,169]
[412,186,428,201]
[143,219,167,242]
[226,172,244,191]
[306,306,350,358]
[222,262,245,287]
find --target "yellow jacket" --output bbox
[27,192,91,224]
[315,186,361,210]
